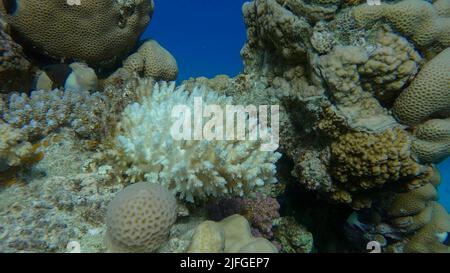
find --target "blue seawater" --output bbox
[142,0,450,211]
[142,0,248,82]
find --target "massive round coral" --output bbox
[393,48,450,126]
[104,182,177,253]
[0,0,154,67]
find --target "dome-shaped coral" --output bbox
[104,182,177,253]
[393,48,450,126]
[0,0,154,67]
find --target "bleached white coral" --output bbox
[116,81,281,202]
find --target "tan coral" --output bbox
[122,39,178,81]
[241,0,311,69]
[104,182,177,253]
[393,48,450,126]
[358,31,422,103]
[403,202,450,253]
[0,0,154,67]
[388,183,438,218]
[411,118,450,164]
[353,0,450,50]
[187,215,278,253]
[0,123,35,169]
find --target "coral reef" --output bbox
[0,0,449,254]
[187,214,278,253]
[242,193,281,239]
[104,182,177,253]
[0,0,154,67]
[0,130,122,253]
[0,26,32,93]
[122,39,178,81]
[0,122,36,171]
[352,0,450,53]
[393,48,450,126]
[411,118,450,164]
[1,88,107,140]
[329,128,426,205]
[273,217,314,253]
[114,81,281,202]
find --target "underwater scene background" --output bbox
[0,0,449,253]
[145,0,450,210]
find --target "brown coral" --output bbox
[0,25,32,93]
[330,128,425,192]
[0,0,154,67]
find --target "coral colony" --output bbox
[0,0,449,254]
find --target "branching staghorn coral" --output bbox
[114,81,281,202]
[1,88,107,140]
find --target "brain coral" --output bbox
[352,0,450,50]
[123,39,178,81]
[411,118,450,164]
[105,182,177,253]
[0,0,154,67]
[393,48,450,125]
[115,81,281,202]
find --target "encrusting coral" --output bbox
[0,25,32,93]
[352,0,450,53]
[113,81,281,202]
[104,182,177,253]
[0,0,154,67]
[0,122,35,171]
